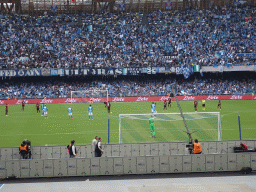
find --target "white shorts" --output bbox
[89,112,93,116]
[69,113,72,116]
[44,112,48,115]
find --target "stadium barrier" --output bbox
[1,140,255,161]
[0,94,255,105]
[0,153,255,179]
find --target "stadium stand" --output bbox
[0,6,255,69]
[0,78,255,99]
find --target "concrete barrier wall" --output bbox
[0,153,255,179]
[1,140,255,161]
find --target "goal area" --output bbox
[71,89,108,103]
[119,112,221,144]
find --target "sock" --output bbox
[89,116,90,119]
[153,131,155,136]
[150,131,153,136]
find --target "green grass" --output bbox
[0,100,255,147]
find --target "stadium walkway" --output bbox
[0,172,256,192]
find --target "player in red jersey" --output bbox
[168,97,172,108]
[217,100,221,110]
[36,102,40,114]
[163,100,167,111]
[22,100,25,111]
[194,100,198,112]
[5,104,8,116]
[107,101,111,114]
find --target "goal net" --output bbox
[119,112,221,144]
[70,89,108,103]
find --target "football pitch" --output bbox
[0,100,255,147]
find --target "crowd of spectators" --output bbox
[0,78,254,99]
[0,6,255,69]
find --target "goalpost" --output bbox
[118,112,221,144]
[70,89,109,104]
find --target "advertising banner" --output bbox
[0,95,253,105]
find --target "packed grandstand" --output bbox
[0,6,255,69]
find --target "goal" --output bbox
[118,112,221,144]
[70,89,109,103]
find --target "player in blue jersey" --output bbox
[88,105,93,120]
[151,102,157,116]
[41,103,44,116]
[43,104,48,119]
[67,106,73,119]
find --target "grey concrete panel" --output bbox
[6,161,20,178]
[12,148,21,160]
[90,158,100,175]
[227,141,236,153]
[67,159,77,176]
[137,157,147,174]
[192,155,205,172]
[159,156,169,173]
[100,158,114,175]
[41,147,53,159]
[101,145,111,157]
[227,153,237,171]
[169,156,182,173]
[31,146,41,160]
[146,156,159,174]
[177,143,187,155]
[183,155,192,172]
[120,144,132,157]
[215,154,228,171]
[60,146,69,159]
[208,142,217,154]
[85,145,93,158]
[111,145,120,157]
[20,161,30,178]
[0,161,6,178]
[53,159,68,177]
[139,144,150,156]
[77,159,90,176]
[44,159,54,177]
[170,143,178,155]
[131,144,140,157]
[1,148,13,160]
[151,144,159,156]
[236,153,250,170]
[216,141,228,154]
[201,142,209,154]
[113,158,123,174]
[123,157,136,174]
[30,160,43,177]
[159,143,170,156]
[205,155,215,172]
[52,147,61,159]
[251,154,256,170]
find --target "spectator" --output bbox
[95,137,104,157]
[193,139,202,154]
[92,135,98,157]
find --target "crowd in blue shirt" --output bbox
[0,78,254,99]
[0,6,255,69]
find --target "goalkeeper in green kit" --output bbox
[149,115,156,138]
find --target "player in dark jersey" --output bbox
[194,100,198,112]
[107,101,111,114]
[163,100,167,111]
[22,100,25,111]
[36,102,40,114]
[168,97,172,108]
[217,100,221,110]
[5,104,8,116]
